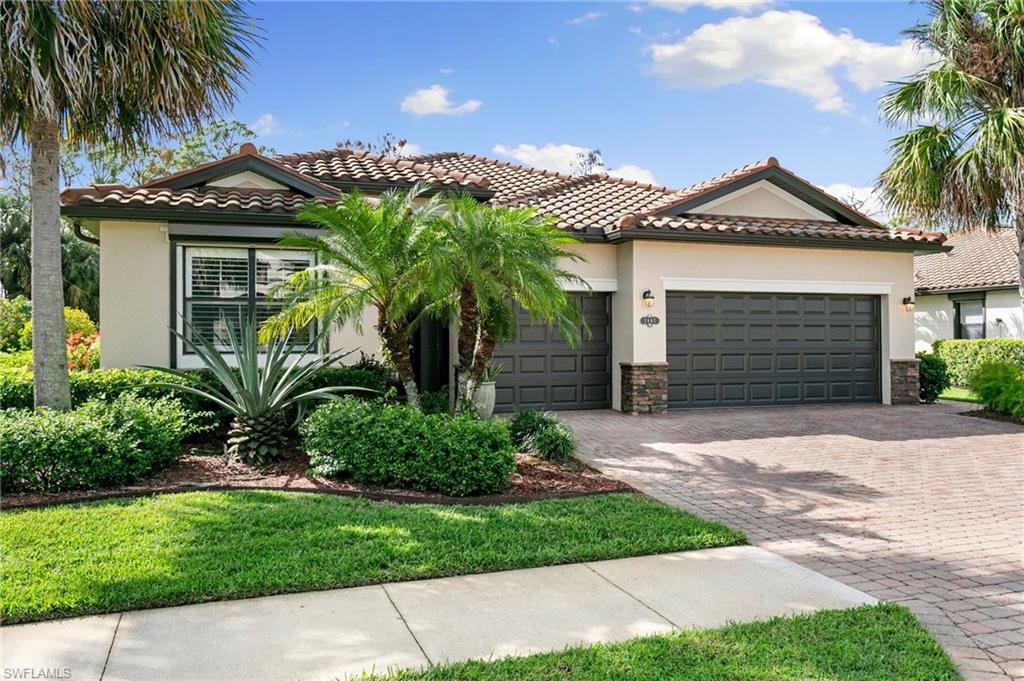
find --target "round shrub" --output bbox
[528,421,577,462]
[509,410,558,450]
[0,394,204,493]
[301,398,515,496]
[18,307,97,349]
[916,351,950,404]
[970,361,1024,419]
[0,296,31,351]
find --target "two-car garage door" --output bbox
[666,292,881,408]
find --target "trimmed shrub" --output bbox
[0,296,31,351]
[301,398,515,496]
[0,350,32,371]
[509,410,559,450]
[19,307,97,349]
[0,394,204,492]
[916,351,950,404]
[528,421,578,461]
[970,361,1024,419]
[419,388,451,415]
[934,339,1024,386]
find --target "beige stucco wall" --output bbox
[327,306,381,361]
[208,171,288,190]
[99,220,170,368]
[614,240,918,406]
[915,288,1023,352]
[693,181,834,221]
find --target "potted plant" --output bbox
[473,363,502,420]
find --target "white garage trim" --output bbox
[661,277,893,296]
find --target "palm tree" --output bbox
[426,196,587,407]
[878,0,1024,302]
[1,2,258,409]
[261,187,441,409]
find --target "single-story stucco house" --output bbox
[914,227,1023,352]
[61,144,946,413]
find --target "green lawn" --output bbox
[940,386,982,403]
[0,491,743,623]
[369,604,958,681]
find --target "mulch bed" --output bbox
[962,408,1024,427]
[2,440,632,510]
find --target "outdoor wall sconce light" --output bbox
[902,296,915,311]
[642,289,655,308]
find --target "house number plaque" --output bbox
[640,314,660,327]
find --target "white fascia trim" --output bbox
[690,180,835,222]
[661,277,894,295]
[563,277,618,292]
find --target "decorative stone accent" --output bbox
[621,363,668,414]
[890,359,920,405]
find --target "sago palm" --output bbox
[1,1,258,409]
[425,195,587,406]
[878,0,1024,301]
[261,187,441,409]
[150,317,371,465]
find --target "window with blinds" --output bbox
[183,247,314,350]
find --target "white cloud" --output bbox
[649,10,933,113]
[568,10,606,25]
[493,143,588,174]
[819,182,887,220]
[439,68,454,75]
[651,0,772,13]
[401,85,482,116]
[251,113,278,137]
[395,142,423,157]
[607,164,659,184]
[548,36,559,46]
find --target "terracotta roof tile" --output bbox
[405,152,575,202]
[915,227,1019,293]
[275,149,490,191]
[60,185,322,214]
[502,174,675,231]
[618,212,946,246]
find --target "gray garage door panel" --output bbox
[493,293,611,412]
[667,292,880,408]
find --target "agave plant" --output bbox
[148,316,373,465]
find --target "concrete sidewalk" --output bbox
[3,546,875,681]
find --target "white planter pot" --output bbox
[473,381,497,420]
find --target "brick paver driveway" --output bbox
[561,404,1024,681]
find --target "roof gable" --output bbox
[650,158,881,228]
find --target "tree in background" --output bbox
[335,132,411,157]
[571,148,604,176]
[425,196,587,408]
[1,1,258,409]
[878,0,1024,303]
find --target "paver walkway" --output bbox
[561,403,1024,681]
[2,546,873,681]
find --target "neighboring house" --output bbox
[914,227,1023,352]
[61,144,946,413]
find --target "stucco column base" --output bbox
[890,359,920,405]
[620,363,668,414]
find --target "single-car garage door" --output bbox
[493,293,611,412]
[667,292,880,408]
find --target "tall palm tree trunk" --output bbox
[455,283,479,411]
[30,117,71,410]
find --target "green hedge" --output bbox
[916,352,951,404]
[0,394,202,493]
[0,366,382,419]
[933,339,1024,386]
[301,398,515,496]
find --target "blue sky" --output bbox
[232,1,932,213]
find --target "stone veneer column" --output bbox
[620,363,668,414]
[890,359,920,405]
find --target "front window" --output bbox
[954,298,985,339]
[182,246,314,350]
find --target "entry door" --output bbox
[666,292,880,408]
